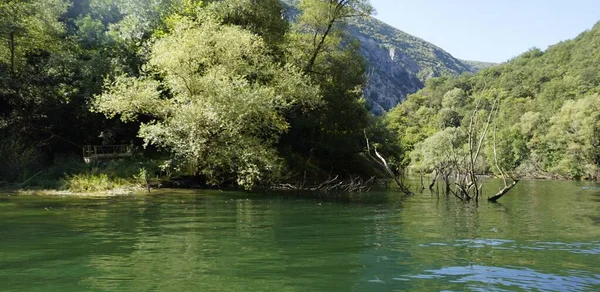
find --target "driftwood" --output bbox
[461,94,497,201]
[423,81,519,203]
[446,83,498,201]
[270,175,375,193]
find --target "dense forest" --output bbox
[1,0,598,193]
[385,22,600,182]
[0,0,394,191]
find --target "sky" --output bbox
[369,0,600,63]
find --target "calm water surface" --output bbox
[1,180,599,291]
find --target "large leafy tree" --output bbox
[93,15,320,189]
[0,0,72,141]
[208,0,288,50]
[281,0,376,176]
[289,0,373,74]
[544,94,600,179]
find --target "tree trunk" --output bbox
[304,18,335,74]
[443,172,451,195]
[488,117,521,202]
[304,0,348,74]
[9,30,15,75]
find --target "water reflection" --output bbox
[1,180,599,291]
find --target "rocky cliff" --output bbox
[282,1,493,114]
[347,17,484,114]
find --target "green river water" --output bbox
[1,180,599,291]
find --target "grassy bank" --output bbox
[0,156,166,196]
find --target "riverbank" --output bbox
[3,171,598,199]
[1,186,148,197]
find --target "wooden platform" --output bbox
[83,145,132,163]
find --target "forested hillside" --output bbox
[385,22,600,180]
[459,59,497,72]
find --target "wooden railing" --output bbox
[82,145,132,163]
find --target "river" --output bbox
[1,179,599,291]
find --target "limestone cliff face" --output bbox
[281,0,489,114]
[356,33,424,115]
[347,17,477,114]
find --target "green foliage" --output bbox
[61,159,160,192]
[63,173,121,192]
[410,127,466,173]
[44,156,90,179]
[438,108,461,129]
[0,0,69,73]
[208,0,288,49]
[386,22,600,180]
[1,0,454,190]
[485,126,528,173]
[460,59,497,72]
[93,15,320,189]
[279,0,376,176]
[544,94,600,179]
[442,88,467,109]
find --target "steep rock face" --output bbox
[280,0,489,114]
[347,17,476,114]
[356,33,424,114]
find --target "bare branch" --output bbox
[364,131,413,195]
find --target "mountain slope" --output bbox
[459,59,497,71]
[280,0,487,114]
[346,16,478,114]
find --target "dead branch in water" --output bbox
[364,131,414,196]
[488,118,520,202]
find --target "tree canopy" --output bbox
[93,14,321,189]
[385,22,600,180]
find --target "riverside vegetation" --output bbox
[1,0,599,200]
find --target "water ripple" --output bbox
[404,265,600,291]
[419,239,600,255]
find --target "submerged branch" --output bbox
[488,179,519,202]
